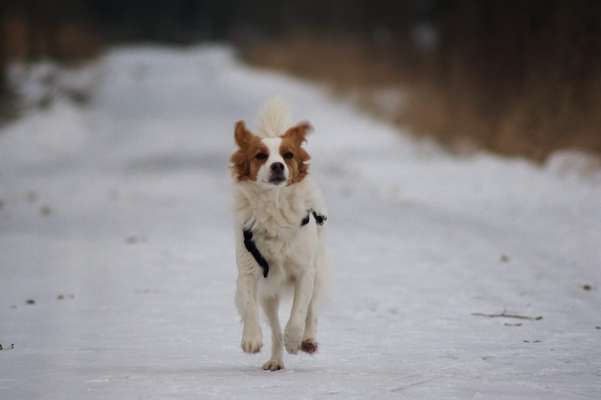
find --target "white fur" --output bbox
[256,137,289,187]
[256,97,292,138]
[232,102,328,370]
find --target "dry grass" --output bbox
[242,35,402,90]
[240,34,601,162]
[2,16,100,62]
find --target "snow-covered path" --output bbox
[1,46,600,399]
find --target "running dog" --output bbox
[230,99,328,371]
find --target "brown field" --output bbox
[240,34,601,162]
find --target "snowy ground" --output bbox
[1,45,600,399]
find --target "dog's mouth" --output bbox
[267,175,287,185]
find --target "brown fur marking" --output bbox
[230,121,269,182]
[280,122,312,185]
[300,339,318,354]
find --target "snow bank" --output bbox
[0,45,599,399]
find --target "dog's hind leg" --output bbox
[284,268,315,354]
[301,295,319,354]
[260,295,285,371]
[302,248,326,354]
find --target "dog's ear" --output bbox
[234,121,252,148]
[231,121,255,181]
[282,122,312,146]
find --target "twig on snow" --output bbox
[471,311,543,321]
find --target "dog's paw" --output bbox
[284,322,303,354]
[301,338,319,354]
[262,359,285,371]
[241,331,263,354]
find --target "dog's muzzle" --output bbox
[268,162,286,185]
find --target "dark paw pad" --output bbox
[301,339,319,354]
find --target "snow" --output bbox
[1,45,600,399]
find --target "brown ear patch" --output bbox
[234,121,252,147]
[282,122,312,146]
[230,121,269,182]
[280,122,312,185]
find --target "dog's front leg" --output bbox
[235,251,263,353]
[284,269,315,354]
[261,295,284,370]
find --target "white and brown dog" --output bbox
[230,99,328,371]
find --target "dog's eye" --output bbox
[283,152,294,160]
[255,153,268,160]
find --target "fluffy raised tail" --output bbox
[256,97,292,138]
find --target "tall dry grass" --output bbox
[240,32,601,162]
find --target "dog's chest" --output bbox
[252,215,302,260]
[252,201,309,261]
[235,180,317,265]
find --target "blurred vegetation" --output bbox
[1,0,600,160]
[238,0,601,161]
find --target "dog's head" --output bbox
[230,121,311,188]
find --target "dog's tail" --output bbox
[256,97,292,138]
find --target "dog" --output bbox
[230,99,328,371]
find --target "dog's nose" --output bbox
[270,162,284,173]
